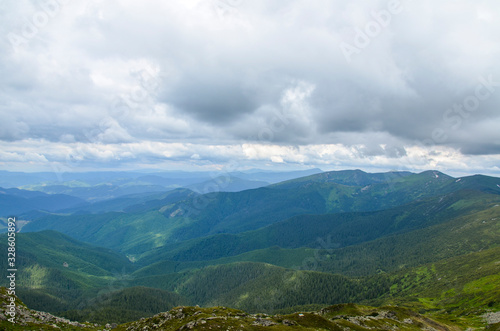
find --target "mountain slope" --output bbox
[138,189,499,265]
[129,261,387,313]
[2,198,499,326]
[0,286,466,330]
[0,231,134,313]
[384,246,500,311]
[313,196,500,277]
[118,304,461,331]
[0,230,134,276]
[23,170,500,255]
[60,286,187,324]
[270,169,414,188]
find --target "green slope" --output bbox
[130,262,388,313]
[2,205,499,326]
[0,286,465,331]
[132,246,316,278]
[313,195,500,276]
[24,170,500,256]
[138,189,500,265]
[60,286,187,324]
[270,169,414,188]
[369,246,500,329]
[133,190,500,286]
[0,230,135,314]
[0,230,133,277]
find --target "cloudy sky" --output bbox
[1,0,499,176]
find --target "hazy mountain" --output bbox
[186,176,270,193]
[30,183,170,202]
[0,187,86,217]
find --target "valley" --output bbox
[1,169,499,329]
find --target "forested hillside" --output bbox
[1,170,499,329]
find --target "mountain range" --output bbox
[0,168,499,329]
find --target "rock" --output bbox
[252,318,277,326]
[179,321,197,330]
[484,311,500,324]
[282,319,297,326]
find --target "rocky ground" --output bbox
[116,304,462,331]
[2,287,499,330]
[0,287,106,330]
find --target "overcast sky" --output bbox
[1,0,499,176]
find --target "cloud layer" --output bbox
[1,0,500,175]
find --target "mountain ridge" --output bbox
[1,169,500,329]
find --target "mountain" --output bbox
[0,170,63,188]
[229,167,323,183]
[137,188,500,266]
[270,169,414,188]
[21,170,500,255]
[2,169,500,329]
[131,192,500,287]
[186,176,270,193]
[64,188,198,214]
[30,183,170,202]
[0,187,86,218]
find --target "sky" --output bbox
[1,0,500,176]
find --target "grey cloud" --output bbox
[1,0,500,173]
[165,77,260,125]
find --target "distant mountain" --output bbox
[0,169,325,205]
[229,168,323,183]
[186,176,269,193]
[0,168,324,187]
[62,188,197,214]
[0,170,62,188]
[270,169,413,188]
[0,187,86,218]
[31,183,169,202]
